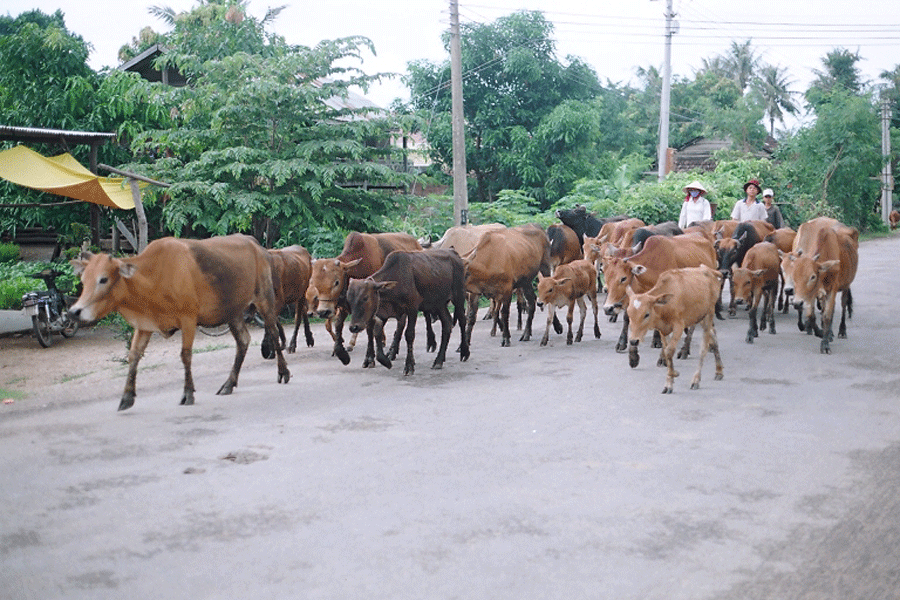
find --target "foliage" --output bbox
[0,243,19,263]
[0,259,78,310]
[405,10,603,204]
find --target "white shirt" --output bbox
[731,199,768,222]
[678,197,712,228]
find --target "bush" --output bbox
[0,243,19,264]
[0,260,79,310]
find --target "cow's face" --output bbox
[789,254,839,319]
[536,273,571,309]
[602,258,632,315]
[731,267,764,304]
[346,279,395,333]
[556,206,586,233]
[68,252,132,323]
[714,237,739,273]
[308,258,361,319]
[625,289,671,346]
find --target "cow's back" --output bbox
[433,223,505,256]
[338,231,421,279]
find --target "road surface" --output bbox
[1,233,898,599]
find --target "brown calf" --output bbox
[625,265,724,394]
[730,241,781,343]
[262,245,314,358]
[536,259,601,346]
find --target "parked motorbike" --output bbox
[21,268,79,348]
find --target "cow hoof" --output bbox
[616,344,627,354]
[216,383,235,396]
[404,365,415,376]
[335,347,351,365]
[540,339,548,347]
[278,370,290,384]
[746,334,754,344]
[377,355,392,369]
[661,387,673,394]
[690,382,700,390]
[431,361,443,370]
[118,394,136,411]
[630,355,640,369]
[180,392,195,406]
[714,373,724,381]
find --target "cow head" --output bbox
[536,273,572,309]
[784,252,840,320]
[602,257,633,316]
[345,279,396,333]
[68,251,134,323]
[731,267,766,305]
[555,205,587,236]
[307,257,362,319]
[714,235,742,275]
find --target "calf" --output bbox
[625,265,724,394]
[307,231,421,364]
[68,234,290,410]
[261,245,314,358]
[536,259,601,346]
[730,241,781,343]
[463,223,552,347]
[603,233,718,353]
[781,218,858,353]
[345,249,469,375]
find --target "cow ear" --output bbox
[631,264,647,276]
[376,281,397,291]
[70,256,90,275]
[342,258,362,269]
[119,262,137,279]
[818,260,840,274]
[655,293,674,306]
[556,277,572,285]
[751,268,766,278]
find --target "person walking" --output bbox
[678,180,712,228]
[731,179,768,222]
[762,188,785,229]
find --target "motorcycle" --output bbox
[21,268,79,348]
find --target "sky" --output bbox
[5,0,900,129]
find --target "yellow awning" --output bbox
[0,145,141,209]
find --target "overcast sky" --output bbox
[5,0,900,127]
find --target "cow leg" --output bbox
[374,319,393,369]
[765,286,777,334]
[838,288,852,339]
[572,296,586,344]
[651,329,662,349]
[499,294,513,347]
[588,290,601,339]
[728,276,737,317]
[424,311,437,353]
[677,326,693,360]
[362,320,378,368]
[820,292,837,354]
[465,293,480,349]
[332,308,352,365]
[387,314,406,362]
[616,313,629,353]
[692,315,724,389]
[119,329,153,411]
[746,290,759,344]
[403,311,417,375]
[661,332,680,394]
[540,304,556,347]
[432,306,452,370]
[519,284,537,343]
[217,319,250,396]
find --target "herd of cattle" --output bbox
[66,206,860,411]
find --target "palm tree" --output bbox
[754,65,799,136]
[723,40,759,92]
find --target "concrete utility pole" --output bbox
[656,0,676,181]
[880,94,893,225]
[449,0,468,225]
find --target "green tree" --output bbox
[129,1,405,244]
[806,48,865,106]
[753,64,799,137]
[405,10,602,204]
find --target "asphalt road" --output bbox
[1,233,899,600]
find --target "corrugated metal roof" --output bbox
[0,125,116,145]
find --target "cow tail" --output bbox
[715,297,725,321]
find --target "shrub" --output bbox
[0,243,19,264]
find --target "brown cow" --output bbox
[307,231,422,364]
[547,223,582,272]
[427,223,505,255]
[261,245,314,358]
[764,227,797,312]
[345,249,469,375]
[714,221,771,315]
[68,234,290,411]
[890,210,900,230]
[781,217,858,353]
[603,233,718,353]
[731,241,781,343]
[463,223,552,347]
[625,264,724,394]
[536,259,601,346]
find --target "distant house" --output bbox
[670,136,777,173]
[118,43,187,87]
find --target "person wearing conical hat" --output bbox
[678,180,712,228]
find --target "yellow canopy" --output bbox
[0,145,141,209]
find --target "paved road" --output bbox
[1,233,899,599]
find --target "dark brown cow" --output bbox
[463,224,552,347]
[536,259,601,346]
[603,233,718,353]
[261,245,314,358]
[345,249,469,375]
[890,210,900,230]
[764,227,797,312]
[68,234,289,410]
[547,223,582,272]
[731,241,781,343]
[781,217,859,354]
[307,231,422,364]
[626,221,684,252]
[555,205,628,242]
[625,264,724,393]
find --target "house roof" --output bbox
[118,43,187,87]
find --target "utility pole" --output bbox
[656,0,676,181]
[880,94,893,226]
[449,0,468,225]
